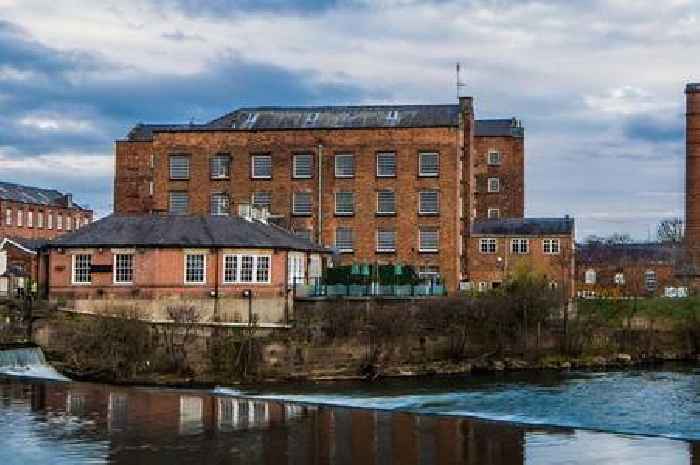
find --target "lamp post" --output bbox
[243,289,252,326]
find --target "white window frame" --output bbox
[487,177,500,193]
[511,238,529,255]
[251,155,272,179]
[419,190,440,215]
[376,190,396,215]
[487,208,500,219]
[334,154,355,178]
[222,254,272,284]
[418,152,439,177]
[614,272,625,286]
[251,191,272,210]
[335,228,354,253]
[543,238,561,255]
[487,150,502,166]
[292,192,313,216]
[293,154,313,179]
[334,192,354,216]
[210,154,231,180]
[169,191,189,215]
[376,152,396,177]
[376,229,396,253]
[17,210,22,227]
[47,212,53,230]
[27,211,33,228]
[113,253,134,285]
[169,155,190,180]
[210,192,230,216]
[5,208,11,226]
[66,216,72,231]
[288,252,305,285]
[585,269,596,285]
[57,214,63,230]
[184,254,206,285]
[480,238,497,254]
[71,254,92,285]
[37,211,43,228]
[419,227,439,252]
[644,270,657,291]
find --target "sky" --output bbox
[0,0,697,240]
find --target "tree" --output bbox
[657,217,684,244]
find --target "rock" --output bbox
[616,353,632,363]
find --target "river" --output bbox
[0,368,699,464]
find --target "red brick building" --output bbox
[0,181,93,241]
[114,97,527,292]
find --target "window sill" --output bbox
[376,174,397,178]
[251,176,272,180]
[293,176,313,180]
[419,249,439,254]
[169,178,190,181]
[184,282,207,286]
[418,174,439,178]
[376,249,396,254]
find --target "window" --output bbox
[419,191,439,214]
[543,239,561,254]
[72,254,91,284]
[67,216,73,231]
[251,155,272,179]
[293,154,313,179]
[208,193,228,216]
[47,212,53,230]
[294,229,313,242]
[376,152,396,177]
[83,217,89,227]
[386,110,399,122]
[5,208,11,226]
[224,255,238,283]
[37,212,43,228]
[334,154,355,178]
[114,254,134,284]
[223,255,272,283]
[210,154,231,179]
[335,192,354,215]
[335,228,354,252]
[27,211,33,228]
[376,229,396,252]
[240,255,253,282]
[305,112,319,125]
[488,150,502,166]
[169,155,190,179]
[478,281,488,292]
[480,238,497,254]
[185,254,206,284]
[614,272,625,286]
[57,214,63,230]
[644,270,657,292]
[419,152,439,176]
[377,190,396,215]
[252,191,272,210]
[488,208,500,219]
[256,256,270,282]
[169,192,189,215]
[585,269,596,285]
[419,227,439,252]
[17,210,22,227]
[511,238,529,254]
[293,192,313,215]
[487,177,500,193]
[288,253,305,285]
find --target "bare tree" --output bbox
[657,217,684,244]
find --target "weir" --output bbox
[0,346,69,381]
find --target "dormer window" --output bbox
[305,113,320,125]
[386,110,399,121]
[244,113,258,125]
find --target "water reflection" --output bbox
[0,378,697,465]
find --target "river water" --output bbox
[0,368,699,465]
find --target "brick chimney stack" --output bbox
[686,83,700,249]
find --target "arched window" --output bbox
[585,269,596,285]
[644,270,657,292]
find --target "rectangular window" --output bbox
[335,192,354,215]
[114,254,134,284]
[645,271,657,292]
[488,177,500,193]
[17,210,22,227]
[419,228,439,252]
[27,211,33,228]
[5,208,11,226]
[37,212,43,228]
[293,192,313,215]
[169,155,190,179]
[543,239,561,254]
[240,255,253,282]
[67,217,72,231]
[488,150,502,166]
[83,217,89,227]
[224,255,238,283]
[288,253,305,285]
[210,193,230,216]
[252,191,272,210]
[419,191,439,214]
[169,192,189,215]
[72,254,91,284]
[376,152,396,177]
[47,212,53,230]
[294,229,313,242]
[293,154,313,179]
[419,152,439,176]
[335,228,354,252]
[251,155,272,179]
[334,154,355,178]
[210,154,231,179]
[511,238,529,254]
[488,208,500,219]
[185,254,205,284]
[376,229,396,252]
[57,214,62,230]
[480,238,497,254]
[256,256,270,282]
[377,190,396,215]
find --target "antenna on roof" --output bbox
[456,62,466,99]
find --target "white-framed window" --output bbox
[37,212,43,228]
[585,269,596,285]
[57,214,63,230]
[83,217,89,227]
[293,154,313,179]
[644,270,657,292]
[252,191,272,210]
[210,193,230,216]
[223,254,271,284]
[418,152,439,176]
[386,110,399,122]
[75,216,81,230]
[5,208,11,226]
[27,211,33,228]
[17,210,22,227]
[169,155,190,179]
[114,254,134,284]
[488,208,500,219]
[210,154,231,179]
[185,254,206,284]
[293,192,313,215]
[487,177,500,193]
[72,254,92,284]
[614,272,625,286]
[376,229,396,252]
[47,212,53,230]
[288,252,305,285]
[487,150,502,166]
[66,216,72,231]
[419,227,439,252]
[334,154,355,178]
[305,112,320,125]
[169,191,189,215]
[419,191,439,214]
[511,238,529,254]
[543,238,561,254]
[478,281,488,292]
[376,152,396,177]
[335,228,354,252]
[334,192,354,215]
[480,238,497,254]
[377,190,396,214]
[251,155,272,179]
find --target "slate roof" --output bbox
[48,215,329,252]
[1,237,48,253]
[576,242,674,264]
[472,217,575,236]
[686,83,700,93]
[0,181,88,210]
[126,106,523,139]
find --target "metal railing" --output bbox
[292,278,447,299]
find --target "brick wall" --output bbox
[472,135,524,220]
[686,85,700,249]
[0,199,93,241]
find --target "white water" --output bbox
[0,347,70,382]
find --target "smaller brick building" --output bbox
[45,215,329,324]
[0,181,93,241]
[0,237,44,297]
[466,217,575,295]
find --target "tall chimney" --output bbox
[64,193,73,208]
[685,83,700,250]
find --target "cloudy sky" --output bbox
[0,0,697,239]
